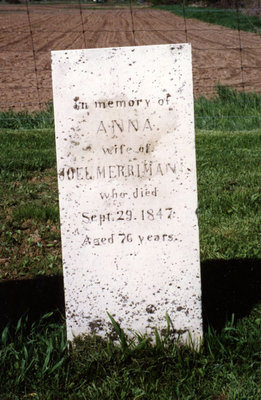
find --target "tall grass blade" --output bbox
[107,312,128,354]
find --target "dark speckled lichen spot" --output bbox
[146,304,156,314]
[89,319,104,334]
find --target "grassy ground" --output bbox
[155,4,261,33]
[1,86,260,131]
[0,129,60,280]
[0,89,260,398]
[195,86,261,131]
[0,127,260,281]
[1,310,261,399]
[197,129,261,260]
[0,87,260,280]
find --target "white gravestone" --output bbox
[52,44,202,345]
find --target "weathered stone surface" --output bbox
[51,44,202,345]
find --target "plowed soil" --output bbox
[0,4,260,111]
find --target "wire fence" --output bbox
[0,0,260,115]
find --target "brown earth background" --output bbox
[0,3,260,111]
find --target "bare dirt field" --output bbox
[0,4,260,111]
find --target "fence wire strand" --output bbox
[78,0,87,48]
[129,0,136,45]
[182,0,188,42]
[25,0,41,109]
[236,0,246,96]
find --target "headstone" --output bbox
[51,44,202,346]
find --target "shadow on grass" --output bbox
[0,275,65,331]
[201,258,261,331]
[0,258,261,333]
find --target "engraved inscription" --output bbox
[58,162,175,181]
[96,118,152,135]
[73,97,152,110]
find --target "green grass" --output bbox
[0,103,54,130]
[1,87,260,131]
[0,128,60,279]
[197,129,261,260]
[195,85,261,131]
[0,128,260,279]
[155,4,261,34]
[1,311,261,399]
[0,115,260,280]
[0,128,56,180]
[13,204,59,223]
[0,98,260,397]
